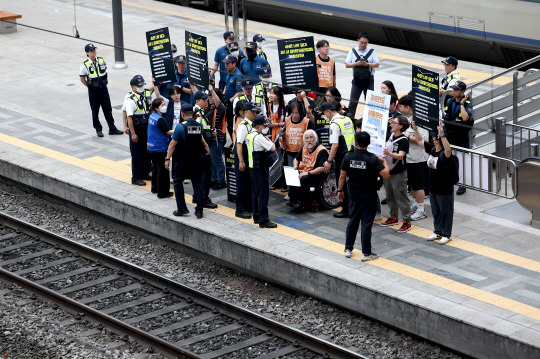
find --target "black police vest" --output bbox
[345,150,380,194]
[177,119,204,159]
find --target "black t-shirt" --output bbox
[424,142,455,195]
[294,144,329,170]
[389,134,409,175]
[341,149,385,194]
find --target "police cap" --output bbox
[223,31,235,40]
[253,34,265,42]
[242,102,258,112]
[252,114,270,127]
[450,81,466,91]
[223,55,237,64]
[85,43,96,52]
[171,44,178,53]
[130,75,145,87]
[245,42,257,50]
[174,55,187,63]
[181,103,194,113]
[442,56,458,67]
[258,65,272,77]
[241,78,254,89]
[194,91,209,101]
[320,101,339,112]
[228,42,239,51]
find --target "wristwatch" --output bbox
[337,189,343,192]
[165,158,170,161]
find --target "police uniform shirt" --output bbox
[225,69,243,108]
[341,149,385,194]
[214,46,245,81]
[444,98,473,136]
[329,113,349,144]
[125,92,144,117]
[345,46,379,76]
[121,92,132,112]
[441,69,460,90]
[176,71,191,104]
[79,58,106,78]
[253,132,274,152]
[233,94,267,117]
[239,56,269,83]
[236,118,253,144]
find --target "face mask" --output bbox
[256,41,264,48]
[262,127,269,135]
[246,49,256,59]
[159,106,167,114]
[136,86,144,94]
[231,50,240,57]
[262,78,273,87]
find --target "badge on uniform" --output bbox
[350,160,366,169]
[237,81,241,86]
[187,126,202,134]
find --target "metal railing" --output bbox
[507,122,540,160]
[451,145,517,198]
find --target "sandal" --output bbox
[269,186,276,190]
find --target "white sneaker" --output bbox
[361,253,379,262]
[374,213,383,221]
[410,204,418,213]
[427,233,441,241]
[284,195,290,200]
[411,210,427,221]
[183,179,191,184]
[438,237,451,245]
[344,249,352,258]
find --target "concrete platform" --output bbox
[1,1,540,358]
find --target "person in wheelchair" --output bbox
[288,130,329,212]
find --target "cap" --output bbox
[252,114,270,126]
[130,75,145,87]
[258,65,272,77]
[174,55,187,63]
[181,103,194,113]
[253,34,265,42]
[194,91,209,101]
[442,56,458,66]
[245,41,257,50]
[450,81,467,91]
[223,55,237,64]
[223,31,235,40]
[242,102,258,112]
[171,44,178,53]
[241,78,254,89]
[320,101,339,112]
[228,42,239,51]
[85,43,96,52]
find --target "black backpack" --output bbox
[352,48,374,81]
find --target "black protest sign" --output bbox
[224,147,237,203]
[146,27,176,86]
[277,37,318,94]
[412,65,440,132]
[185,31,209,89]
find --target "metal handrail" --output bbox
[467,54,540,91]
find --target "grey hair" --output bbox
[303,129,318,143]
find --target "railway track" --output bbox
[0,211,369,359]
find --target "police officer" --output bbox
[439,56,461,96]
[211,31,243,91]
[233,79,267,117]
[246,115,278,228]
[255,65,277,107]
[239,42,269,85]
[125,75,153,186]
[194,91,218,209]
[338,131,390,261]
[235,102,257,219]
[165,103,210,219]
[322,101,356,218]
[79,43,123,137]
[253,34,268,60]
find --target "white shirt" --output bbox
[236,118,253,144]
[79,57,102,77]
[121,92,131,112]
[446,69,460,89]
[125,92,142,117]
[404,116,429,163]
[162,97,182,130]
[345,46,379,75]
[253,132,274,151]
[233,93,267,117]
[329,113,346,144]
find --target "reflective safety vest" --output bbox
[238,93,264,110]
[196,110,213,142]
[284,116,310,153]
[316,56,335,88]
[298,144,328,172]
[237,119,253,160]
[255,82,278,102]
[129,89,152,126]
[246,130,267,169]
[83,57,108,88]
[441,71,461,90]
[330,115,355,153]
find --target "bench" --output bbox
[0,11,22,34]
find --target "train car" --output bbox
[183,0,540,68]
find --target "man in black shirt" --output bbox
[338,132,390,261]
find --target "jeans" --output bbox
[209,139,226,184]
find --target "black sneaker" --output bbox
[109,129,123,135]
[211,183,227,190]
[456,186,466,195]
[381,198,387,205]
[173,208,189,216]
[96,130,104,138]
[235,211,252,219]
[203,200,218,209]
[195,210,203,219]
[333,211,349,218]
[259,221,277,228]
[157,191,174,199]
[132,179,146,186]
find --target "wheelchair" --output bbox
[306,171,340,213]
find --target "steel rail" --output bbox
[0,211,369,359]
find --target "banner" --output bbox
[361,90,390,156]
[224,147,237,202]
[185,31,209,89]
[277,36,318,94]
[412,65,440,132]
[146,27,176,86]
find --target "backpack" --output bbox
[352,48,374,81]
[384,134,407,171]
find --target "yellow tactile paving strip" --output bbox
[2,131,540,322]
[123,0,511,86]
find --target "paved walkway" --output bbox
[1,1,539,357]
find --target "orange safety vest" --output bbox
[316,56,335,88]
[269,107,283,141]
[284,116,310,152]
[298,144,328,172]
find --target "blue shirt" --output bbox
[225,68,243,109]
[172,119,187,142]
[176,70,191,104]
[214,45,244,84]
[239,56,269,84]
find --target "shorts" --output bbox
[407,162,428,191]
